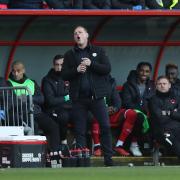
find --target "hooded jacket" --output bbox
[42,68,71,112]
[122,70,155,112]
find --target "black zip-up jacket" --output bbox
[149,90,180,134]
[61,44,111,101]
[122,70,155,112]
[42,68,71,112]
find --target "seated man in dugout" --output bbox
[42,54,72,149]
[145,0,180,9]
[8,61,62,153]
[113,62,155,157]
[165,63,180,97]
[74,0,111,9]
[149,76,180,158]
[111,0,146,10]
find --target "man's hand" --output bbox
[108,106,115,115]
[77,64,87,73]
[81,58,91,66]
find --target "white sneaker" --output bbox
[130,142,142,157]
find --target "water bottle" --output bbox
[53,151,62,168]
[82,148,90,158]
[50,152,57,168]
[82,148,90,167]
[77,148,82,158]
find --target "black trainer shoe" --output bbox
[104,158,114,167]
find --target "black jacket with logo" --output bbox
[62,44,111,101]
[42,69,71,112]
[149,90,180,133]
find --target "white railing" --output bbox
[0,86,34,135]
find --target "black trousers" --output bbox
[156,125,180,157]
[50,108,71,141]
[35,113,61,152]
[72,98,113,160]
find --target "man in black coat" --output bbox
[114,62,155,156]
[149,76,180,157]
[165,63,180,97]
[61,25,113,166]
[42,54,71,146]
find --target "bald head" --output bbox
[11,61,25,81]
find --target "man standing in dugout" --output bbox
[61,26,113,166]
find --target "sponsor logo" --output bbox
[22,153,42,163]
